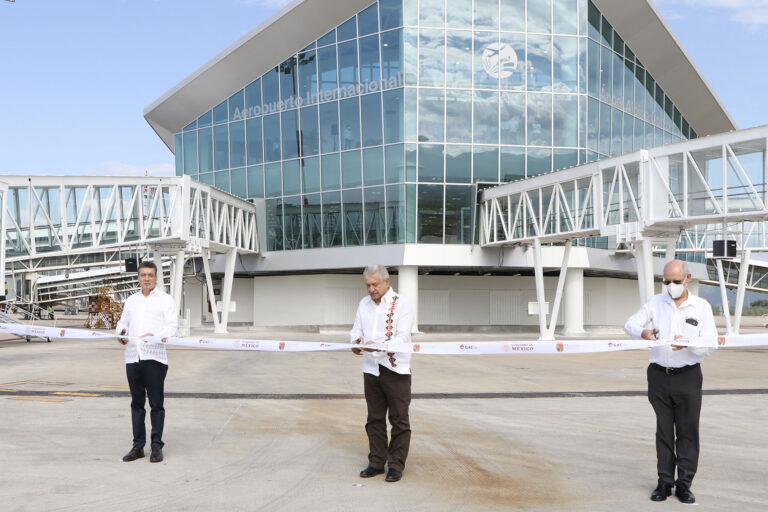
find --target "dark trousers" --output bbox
[126,359,168,449]
[363,365,412,472]
[647,363,702,488]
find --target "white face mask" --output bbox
[667,282,686,299]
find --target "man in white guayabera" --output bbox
[350,264,414,483]
[116,261,177,464]
[624,259,716,504]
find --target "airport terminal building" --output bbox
[144,0,739,332]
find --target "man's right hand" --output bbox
[641,329,659,341]
[118,329,128,345]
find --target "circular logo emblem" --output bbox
[482,43,518,79]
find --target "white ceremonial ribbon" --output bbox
[1,322,766,354]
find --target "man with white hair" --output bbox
[350,264,414,483]
[624,259,716,504]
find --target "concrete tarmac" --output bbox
[1,324,766,511]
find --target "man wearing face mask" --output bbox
[624,259,716,504]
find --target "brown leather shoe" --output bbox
[149,447,163,463]
[122,446,144,462]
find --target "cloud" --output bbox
[235,0,293,8]
[655,0,768,26]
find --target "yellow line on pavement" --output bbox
[9,397,69,402]
[0,388,17,392]
[51,392,103,397]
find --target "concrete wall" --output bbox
[247,273,648,329]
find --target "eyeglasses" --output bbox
[663,279,684,285]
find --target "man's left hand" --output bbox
[671,334,686,351]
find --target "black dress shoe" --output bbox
[359,465,385,478]
[675,485,695,504]
[149,447,163,463]
[122,447,144,462]
[385,468,402,482]
[650,482,672,501]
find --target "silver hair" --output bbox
[363,264,389,280]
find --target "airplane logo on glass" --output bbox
[482,43,518,79]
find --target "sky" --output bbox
[0,0,766,177]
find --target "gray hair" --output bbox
[664,259,689,277]
[363,264,389,280]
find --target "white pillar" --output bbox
[398,265,419,334]
[217,248,238,334]
[201,250,221,333]
[171,249,185,317]
[547,242,572,338]
[734,249,751,334]
[563,268,586,335]
[153,250,165,292]
[532,239,550,340]
[715,258,733,334]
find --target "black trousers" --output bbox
[126,359,168,449]
[647,363,702,488]
[363,365,412,472]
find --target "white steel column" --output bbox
[734,249,751,334]
[217,248,237,334]
[563,267,586,335]
[171,249,185,316]
[201,250,221,333]
[546,242,572,338]
[398,265,419,333]
[153,249,165,291]
[532,239,549,340]
[715,258,733,334]
[634,239,655,304]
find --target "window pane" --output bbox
[418,144,444,182]
[474,31,498,89]
[386,184,406,243]
[230,121,246,168]
[553,148,577,171]
[323,190,342,247]
[499,33,525,90]
[501,0,525,32]
[265,162,282,197]
[553,36,578,92]
[338,16,357,41]
[404,28,418,85]
[338,40,359,88]
[183,131,198,174]
[419,29,445,86]
[474,91,498,144]
[246,118,263,165]
[231,168,247,198]
[214,124,229,170]
[474,0,498,30]
[198,110,212,128]
[383,88,404,143]
[501,146,525,181]
[528,35,552,91]
[599,101,611,155]
[247,165,264,198]
[319,101,339,153]
[587,96,598,151]
[358,3,379,36]
[359,35,381,85]
[600,46,612,102]
[380,0,403,31]
[418,89,444,142]
[215,170,231,193]
[364,146,385,186]
[473,146,499,182]
[342,150,362,188]
[343,188,364,246]
[446,145,471,183]
[280,57,297,103]
[199,127,213,172]
[364,186,386,245]
[198,172,213,185]
[445,185,472,243]
[381,29,403,82]
[300,106,319,156]
[282,110,300,160]
[527,147,552,176]
[500,92,525,145]
[418,184,443,243]
[263,114,281,162]
[266,198,283,250]
[319,28,336,47]
[361,93,383,147]
[302,193,322,249]
[553,0,578,35]
[229,90,244,121]
[611,107,622,155]
[283,160,301,196]
[587,38,599,97]
[527,93,552,146]
[406,144,417,181]
[283,195,302,250]
[385,144,404,183]
[298,50,318,103]
[318,46,338,93]
[213,100,228,124]
[245,79,261,117]
[554,94,578,147]
[303,156,321,193]
[447,0,472,28]
[262,68,280,106]
[528,0,552,33]
[321,153,341,190]
[446,89,472,143]
[420,0,444,26]
[340,97,361,149]
[446,31,472,88]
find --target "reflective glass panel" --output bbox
[381,29,403,81]
[500,92,525,145]
[230,121,246,168]
[300,106,319,156]
[319,101,340,153]
[527,93,552,146]
[303,156,321,193]
[418,184,443,243]
[500,146,526,181]
[318,28,336,47]
[385,144,404,183]
[474,0,498,30]
[318,46,338,93]
[199,128,213,173]
[342,150,362,188]
[283,160,301,196]
[338,40,359,87]
[386,184,406,243]
[302,193,322,249]
[265,199,283,250]
[528,35,552,90]
[446,89,472,143]
[280,58,297,103]
[363,146,385,186]
[501,0,525,32]
[340,97,361,149]
[231,168,247,198]
[338,16,357,41]
[265,162,282,197]
[380,0,403,31]
[343,188,364,246]
[447,0,472,28]
[282,110,300,160]
[418,89,444,142]
[183,131,198,174]
[473,31,498,89]
[473,146,499,181]
[283,195,302,250]
[322,153,341,190]
[213,100,228,125]
[214,124,229,170]
[474,91,499,144]
[322,190,343,247]
[298,50,318,102]
[420,0,445,26]
[445,185,472,243]
[446,31,472,88]
[263,114,281,162]
[198,110,212,128]
[246,118,263,165]
[247,165,264,198]
[359,35,381,84]
[553,94,578,147]
[245,79,261,117]
[446,145,471,183]
[263,68,280,106]
[229,90,244,121]
[554,0,578,35]
[358,4,379,36]
[364,186,386,245]
[215,170,231,193]
[420,29,445,86]
[361,93,383,147]
[419,144,444,182]
[383,88,404,143]
[499,33,525,90]
[527,147,551,176]
[553,36,578,92]
[528,0,552,33]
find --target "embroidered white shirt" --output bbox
[349,287,414,376]
[115,287,178,365]
[624,291,716,368]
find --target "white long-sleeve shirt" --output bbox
[350,287,414,376]
[115,287,177,365]
[624,291,716,368]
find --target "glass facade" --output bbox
[174,0,695,251]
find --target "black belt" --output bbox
[650,362,700,375]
